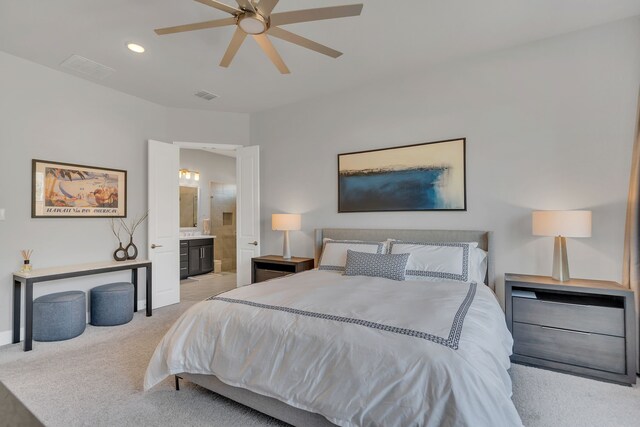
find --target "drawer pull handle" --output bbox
[539,300,593,308]
[540,326,591,336]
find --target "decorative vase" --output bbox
[125,237,138,260]
[21,260,32,273]
[113,242,127,261]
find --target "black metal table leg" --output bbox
[24,280,34,351]
[146,264,152,317]
[12,279,21,344]
[131,268,138,312]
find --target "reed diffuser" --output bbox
[20,249,33,272]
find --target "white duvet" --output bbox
[145,270,522,427]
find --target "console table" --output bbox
[13,259,152,351]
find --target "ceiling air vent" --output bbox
[194,90,218,101]
[60,54,115,80]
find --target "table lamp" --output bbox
[272,214,301,259]
[532,210,592,281]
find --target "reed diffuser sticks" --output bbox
[20,249,33,272]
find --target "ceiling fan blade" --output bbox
[220,27,248,67]
[270,4,363,26]
[255,0,279,16]
[253,34,290,74]
[154,17,236,35]
[194,0,241,15]
[268,27,342,58]
[235,0,255,12]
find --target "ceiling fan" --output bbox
[155,0,363,74]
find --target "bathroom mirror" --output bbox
[179,186,199,228]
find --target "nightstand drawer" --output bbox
[513,297,625,337]
[255,269,290,282]
[513,322,626,374]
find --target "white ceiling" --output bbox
[1,0,639,113]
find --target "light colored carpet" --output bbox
[511,364,640,426]
[1,285,638,426]
[0,301,286,427]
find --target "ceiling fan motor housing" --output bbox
[238,12,268,35]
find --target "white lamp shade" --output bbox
[272,214,301,231]
[532,210,592,237]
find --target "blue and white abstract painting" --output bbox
[338,139,466,212]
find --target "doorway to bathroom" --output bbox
[178,146,237,292]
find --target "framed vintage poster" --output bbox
[338,138,466,212]
[32,159,127,218]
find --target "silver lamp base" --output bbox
[552,235,570,281]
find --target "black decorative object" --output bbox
[120,211,148,261]
[125,237,138,260]
[110,219,127,262]
[113,242,127,262]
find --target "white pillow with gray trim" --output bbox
[388,241,486,283]
[318,239,386,272]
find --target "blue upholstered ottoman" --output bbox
[33,291,86,342]
[90,282,134,326]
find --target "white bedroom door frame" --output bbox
[173,142,260,287]
[148,140,181,309]
[235,145,261,286]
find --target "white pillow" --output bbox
[318,239,386,272]
[389,241,486,283]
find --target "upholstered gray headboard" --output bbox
[314,228,495,289]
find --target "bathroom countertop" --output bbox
[179,235,216,240]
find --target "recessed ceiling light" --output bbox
[126,43,145,53]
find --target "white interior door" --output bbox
[236,145,260,286]
[148,140,180,308]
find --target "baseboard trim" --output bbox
[0,328,24,346]
[0,299,147,347]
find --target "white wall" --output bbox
[252,17,640,304]
[179,149,236,230]
[0,51,248,342]
[168,108,249,146]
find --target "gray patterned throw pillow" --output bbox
[343,250,410,281]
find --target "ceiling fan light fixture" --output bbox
[126,43,145,53]
[238,13,267,35]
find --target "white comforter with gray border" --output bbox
[145,270,522,426]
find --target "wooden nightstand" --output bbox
[251,255,315,284]
[505,274,636,385]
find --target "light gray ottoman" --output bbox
[90,282,134,326]
[33,291,86,342]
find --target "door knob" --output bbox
[151,244,163,249]
[248,241,258,246]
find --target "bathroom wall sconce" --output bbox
[179,169,200,181]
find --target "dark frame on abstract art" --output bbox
[32,159,127,218]
[338,138,467,212]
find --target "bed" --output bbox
[144,229,521,426]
